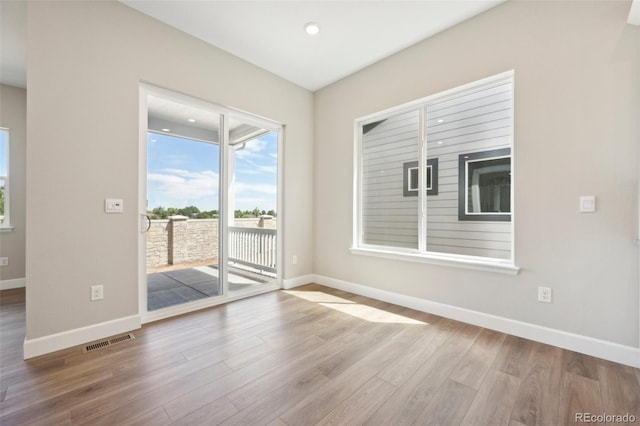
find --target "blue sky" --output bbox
[147,131,277,212]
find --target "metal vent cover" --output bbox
[83,333,135,353]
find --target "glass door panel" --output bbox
[145,95,221,311]
[227,117,278,293]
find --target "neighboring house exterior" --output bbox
[362,81,512,259]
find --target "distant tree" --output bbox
[179,205,201,218]
[150,206,168,219]
[267,210,276,217]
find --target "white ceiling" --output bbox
[1,1,639,91]
[120,0,506,91]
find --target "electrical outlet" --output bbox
[0,257,8,267]
[292,255,298,265]
[538,286,552,303]
[91,285,104,301]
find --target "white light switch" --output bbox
[579,196,596,213]
[105,198,124,213]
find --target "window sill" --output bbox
[350,247,520,275]
[0,226,14,233]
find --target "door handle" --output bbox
[141,214,152,233]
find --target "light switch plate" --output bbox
[105,198,124,213]
[579,195,596,213]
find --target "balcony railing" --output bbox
[229,226,277,273]
[147,218,277,276]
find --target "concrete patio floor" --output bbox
[147,265,271,311]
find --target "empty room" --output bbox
[0,0,639,424]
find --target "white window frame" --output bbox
[469,159,510,215]
[351,71,518,275]
[407,165,432,192]
[458,149,511,221]
[0,128,11,231]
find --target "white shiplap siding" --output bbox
[362,110,420,248]
[426,82,512,259]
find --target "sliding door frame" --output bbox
[138,83,283,323]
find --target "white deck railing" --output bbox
[229,226,277,273]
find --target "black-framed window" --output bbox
[458,148,511,221]
[403,158,438,196]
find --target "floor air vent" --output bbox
[83,333,135,353]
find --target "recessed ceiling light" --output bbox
[161,128,170,132]
[187,118,196,123]
[437,119,444,123]
[437,141,443,145]
[304,22,320,35]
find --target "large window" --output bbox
[0,128,9,228]
[353,72,516,271]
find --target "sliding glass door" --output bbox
[140,86,281,320]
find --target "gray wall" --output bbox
[26,1,314,339]
[0,84,26,283]
[315,1,640,347]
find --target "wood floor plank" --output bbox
[597,360,640,420]
[510,343,563,426]
[1,285,639,426]
[68,358,232,424]
[279,326,414,425]
[376,317,459,387]
[412,378,477,426]
[219,369,330,425]
[460,369,521,426]
[162,334,326,421]
[266,417,289,426]
[315,377,396,426]
[557,372,604,426]
[365,323,482,425]
[4,368,114,411]
[492,335,535,379]
[225,317,380,411]
[561,350,600,381]
[170,396,238,425]
[449,327,506,390]
[124,406,172,426]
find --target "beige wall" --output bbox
[314,1,640,347]
[26,1,314,339]
[0,84,26,283]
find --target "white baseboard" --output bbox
[23,315,141,360]
[312,274,640,368]
[282,274,315,289]
[1,277,25,290]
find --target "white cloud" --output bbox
[147,167,276,211]
[148,168,219,208]
[234,182,277,196]
[234,139,267,159]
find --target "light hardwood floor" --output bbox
[1,284,639,425]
